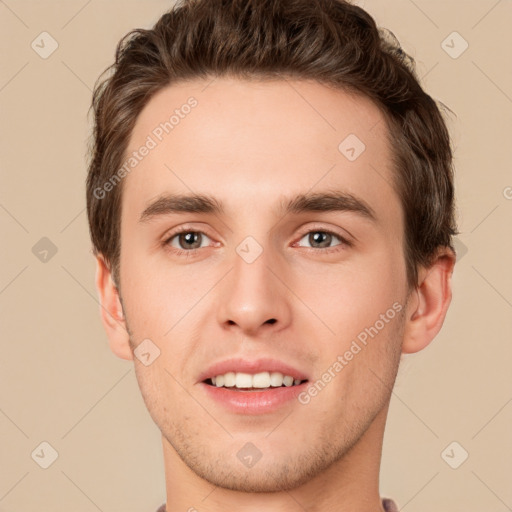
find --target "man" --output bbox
[86,0,457,510]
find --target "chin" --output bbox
[194,463,316,493]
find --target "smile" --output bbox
[206,371,306,390]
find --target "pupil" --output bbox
[310,231,330,248]
[181,232,201,249]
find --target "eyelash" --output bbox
[163,225,352,257]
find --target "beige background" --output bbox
[1,1,511,511]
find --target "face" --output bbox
[117,77,411,492]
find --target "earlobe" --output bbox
[402,248,456,354]
[95,255,133,361]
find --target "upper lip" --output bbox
[197,357,310,383]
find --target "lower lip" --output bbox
[199,382,308,414]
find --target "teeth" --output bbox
[236,372,253,388]
[269,371,283,387]
[283,375,294,387]
[208,371,304,389]
[253,372,271,388]
[224,372,236,387]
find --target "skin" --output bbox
[95,77,455,512]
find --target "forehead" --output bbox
[121,77,401,229]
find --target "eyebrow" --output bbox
[139,190,377,223]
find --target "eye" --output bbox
[162,227,351,257]
[295,229,350,251]
[165,229,213,252]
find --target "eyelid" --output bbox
[293,223,353,246]
[162,223,216,244]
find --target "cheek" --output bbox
[120,241,208,337]
[132,360,190,430]
[292,252,403,335]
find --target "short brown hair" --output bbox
[86,0,457,288]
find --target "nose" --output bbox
[216,241,292,336]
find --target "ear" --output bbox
[402,247,456,354]
[95,255,133,361]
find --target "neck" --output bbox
[162,403,389,512]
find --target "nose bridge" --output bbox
[216,234,291,334]
[233,236,273,295]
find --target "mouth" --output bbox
[200,374,309,414]
[197,357,311,413]
[203,371,308,391]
